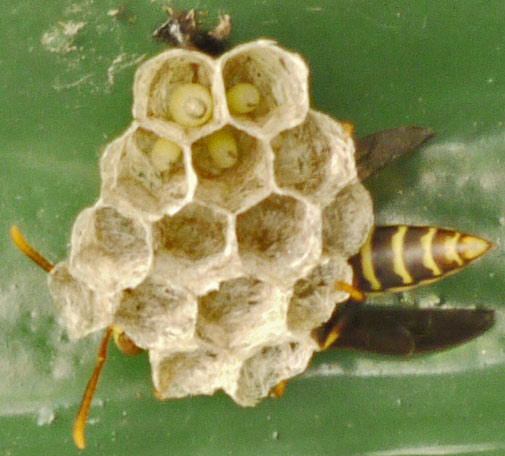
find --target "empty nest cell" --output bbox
[150,203,239,294]
[322,182,374,258]
[234,342,314,406]
[235,194,320,283]
[154,202,228,262]
[48,263,119,339]
[191,126,272,212]
[287,257,353,334]
[114,278,198,351]
[272,110,356,207]
[220,40,309,137]
[69,205,152,294]
[196,277,288,352]
[151,349,224,399]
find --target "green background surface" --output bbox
[2,1,505,455]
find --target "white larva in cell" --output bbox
[207,129,238,169]
[150,137,182,172]
[226,82,261,114]
[168,83,213,127]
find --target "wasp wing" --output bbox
[324,303,494,355]
[356,126,435,181]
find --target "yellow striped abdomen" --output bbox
[349,225,493,293]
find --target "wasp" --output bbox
[315,225,494,355]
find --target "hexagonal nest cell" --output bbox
[220,40,309,136]
[235,194,321,284]
[114,278,198,351]
[69,205,152,294]
[151,349,224,399]
[48,39,374,408]
[154,202,228,262]
[272,110,356,207]
[150,202,240,294]
[196,277,288,352]
[101,126,191,219]
[322,181,374,258]
[287,257,353,334]
[234,342,314,406]
[133,49,225,142]
[191,126,271,212]
[48,263,119,339]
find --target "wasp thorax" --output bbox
[48,40,374,408]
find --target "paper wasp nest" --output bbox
[48,40,373,406]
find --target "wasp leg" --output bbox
[329,306,495,355]
[73,327,114,450]
[10,226,54,272]
[269,379,288,399]
[10,227,132,448]
[313,282,366,351]
[335,281,365,302]
[112,326,143,356]
[313,300,362,351]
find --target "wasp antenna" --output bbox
[73,327,113,450]
[10,225,54,273]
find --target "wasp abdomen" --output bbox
[350,226,493,293]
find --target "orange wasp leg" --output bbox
[10,226,128,450]
[10,225,54,272]
[335,281,365,302]
[269,379,287,399]
[73,327,113,450]
[318,281,365,351]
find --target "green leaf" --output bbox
[2,1,505,455]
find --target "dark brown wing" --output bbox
[356,126,435,181]
[320,302,495,355]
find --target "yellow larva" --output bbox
[150,137,182,172]
[226,83,260,114]
[207,129,238,169]
[169,83,213,127]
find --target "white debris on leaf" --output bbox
[37,406,56,426]
[41,21,87,54]
[48,40,374,407]
[107,53,147,87]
